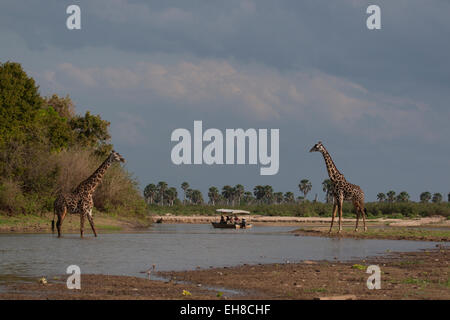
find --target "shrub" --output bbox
[0,180,26,214]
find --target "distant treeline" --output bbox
[144,181,449,207]
[0,62,146,217]
[143,181,449,218]
[147,202,450,219]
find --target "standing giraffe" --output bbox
[309,141,367,233]
[52,150,125,238]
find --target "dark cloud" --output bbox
[0,0,449,200]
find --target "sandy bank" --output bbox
[151,214,449,227]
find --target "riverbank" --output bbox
[292,226,450,242]
[1,247,448,300]
[0,212,152,233]
[151,214,449,227]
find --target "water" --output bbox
[0,224,442,279]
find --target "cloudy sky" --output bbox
[1,0,449,201]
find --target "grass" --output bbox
[352,264,366,270]
[294,226,450,242]
[304,288,327,293]
[402,277,430,286]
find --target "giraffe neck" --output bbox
[75,156,113,193]
[320,147,344,182]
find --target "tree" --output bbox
[190,189,204,205]
[274,192,284,204]
[69,111,112,156]
[143,183,157,204]
[448,193,450,203]
[432,193,443,203]
[222,185,234,205]
[208,186,220,205]
[377,193,386,202]
[157,181,168,205]
[419,192,432,203]
[263,185,273,204]
[253,185,265,204]
[396,191,410,202]
[284,192,295,203]
[165,187,178,206]
[322,179,333,203]
[243,191,254,204]
[0,62,44,143]
[299,179,312,199]
[45,94,75,119]
[386,190,396,203]
[181,182,189,204]
[234,184,244,205]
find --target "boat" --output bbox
[211,222,252,229]
[211,209,252,229]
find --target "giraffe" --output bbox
[309,141,367,233]
[52,150,125,238]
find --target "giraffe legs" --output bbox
[80,213,86,238]
[56,208,67,238]
[361,207,367,231]
[337,197,343,233]
[87,210,98,237]
[354,202,360,232]
[355,211,360,232]
[328,202,338,233]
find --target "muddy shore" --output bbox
[1,247,448,300]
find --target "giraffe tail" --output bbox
[51,210,55,233]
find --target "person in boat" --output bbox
[220,215,225,224]
[234,215,240,224]
[241,218,247,228]
[226,215,231,224]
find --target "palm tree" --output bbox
[273,192,283,204]
[322,179,333,203]
[386,190,396,203]
[432,193,443,203]
[448,193,450,202]
[377,193,386,202]
[299,179,312,199]
[165,187,178,206]
[222,185,234,205]
[208,186,220,205]
[157,181,168,205]
[420,192,432,203]
[262,185,273,204]
[191,190,204,204]
[284,192,295,203]
[396,191,410,202]
[143,183,157,204]
[186,188,193,204]
[243,191,254,204]
[253,185,265,204]
[181,182,189,204]
[234,184,245,205]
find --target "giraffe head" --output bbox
[309,141,325,153]
[111,150,126,163]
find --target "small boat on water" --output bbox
[211,222,252,229]
[211,209,252,229]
